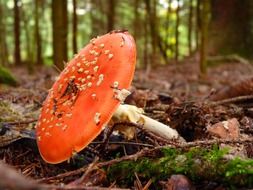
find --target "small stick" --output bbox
[210,95,253,106]
[91,141,154,148]
[67,157,99,186]
[1,119,37,126]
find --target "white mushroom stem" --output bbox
[112,104,184,142]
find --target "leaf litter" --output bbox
[0,60,252,189]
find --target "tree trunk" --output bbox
[133,0,140,39]
[145,0,160,66]
[72,0,78,54]
[175,0,180,61]
[35,0,42,65]
[209,0,253,58]
[107,0,116,32]
[90,0,105,37]
[195,0,200,51]
[165,0,172,58]
[145,0,157,56]
[152,0,158,58]
[143,3,149,69]
[14,0,21,65]
[23,16,31,60]
[188,0,193,55]
[0,0,9,65]
[145,0,168,65]
[52,0,68,70]
[200,0,210,74]
[23,11,34,72]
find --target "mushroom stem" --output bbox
[113,104,184,141]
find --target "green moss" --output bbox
[0,66,17,86]
[0,101,23,122]
[107,146,253,188]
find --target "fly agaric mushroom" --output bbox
[36,31,182,164]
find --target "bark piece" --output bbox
[207,118,240,140]
[209,77,253,101]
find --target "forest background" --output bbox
[1,0,253,74]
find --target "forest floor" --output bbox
[0,58,253,190]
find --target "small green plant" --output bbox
[107,146,253,188]
[0,66,17,86]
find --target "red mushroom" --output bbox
[36,31,136,163]
[36,31,182,164]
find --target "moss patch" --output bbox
[107,146,253,188]
[0,66,17,86]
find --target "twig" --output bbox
[97,148,157,167]
[91,141,154,148]
[67,157,99,186]
[142,179,152,190]
[97,124,117,151]
[37,166,88,183]
[210,95,253,106]
[134,172,143,189]
[1,119,37,126]
[179,138,253,148]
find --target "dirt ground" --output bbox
[0,59,252,189]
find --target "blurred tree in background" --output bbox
[209,0,253,58]
[0,0,252,73]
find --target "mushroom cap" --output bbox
[36,31,136,164]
